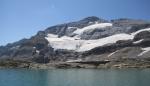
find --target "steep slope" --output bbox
[0,16,150,63]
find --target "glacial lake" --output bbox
[0,69,150,86]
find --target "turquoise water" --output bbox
[0,69,150,86]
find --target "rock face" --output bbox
[134,31,150,41]
[0,16,150,63]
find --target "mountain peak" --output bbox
[81,16,100,21]
[80,16,108,23]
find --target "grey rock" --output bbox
[134,31,150,41]
[1,16,150,63]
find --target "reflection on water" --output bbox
[0,69,150,86]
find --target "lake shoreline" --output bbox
[0,60,150,69]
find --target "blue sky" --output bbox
[0,0,150,45]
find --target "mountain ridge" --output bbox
[1,16,150,65]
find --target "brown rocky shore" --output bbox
[0,59,150,69]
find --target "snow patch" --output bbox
[66,59,82,62]
[133,39,144,44]
[45,27,150,52]
[47,34,58,38]
[45,34,84,50]
[36,50,40,54]
[138,47,150,56]
[131,28,150,36]
[73,23,112,35]
[78,34,133,51]
[68,27,77,29]
[88,22,93,24]
[45,33,133,52]
[108,50,119,57]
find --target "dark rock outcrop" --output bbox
[134,31,150,41]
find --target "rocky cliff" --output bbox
[0,16,150,64]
